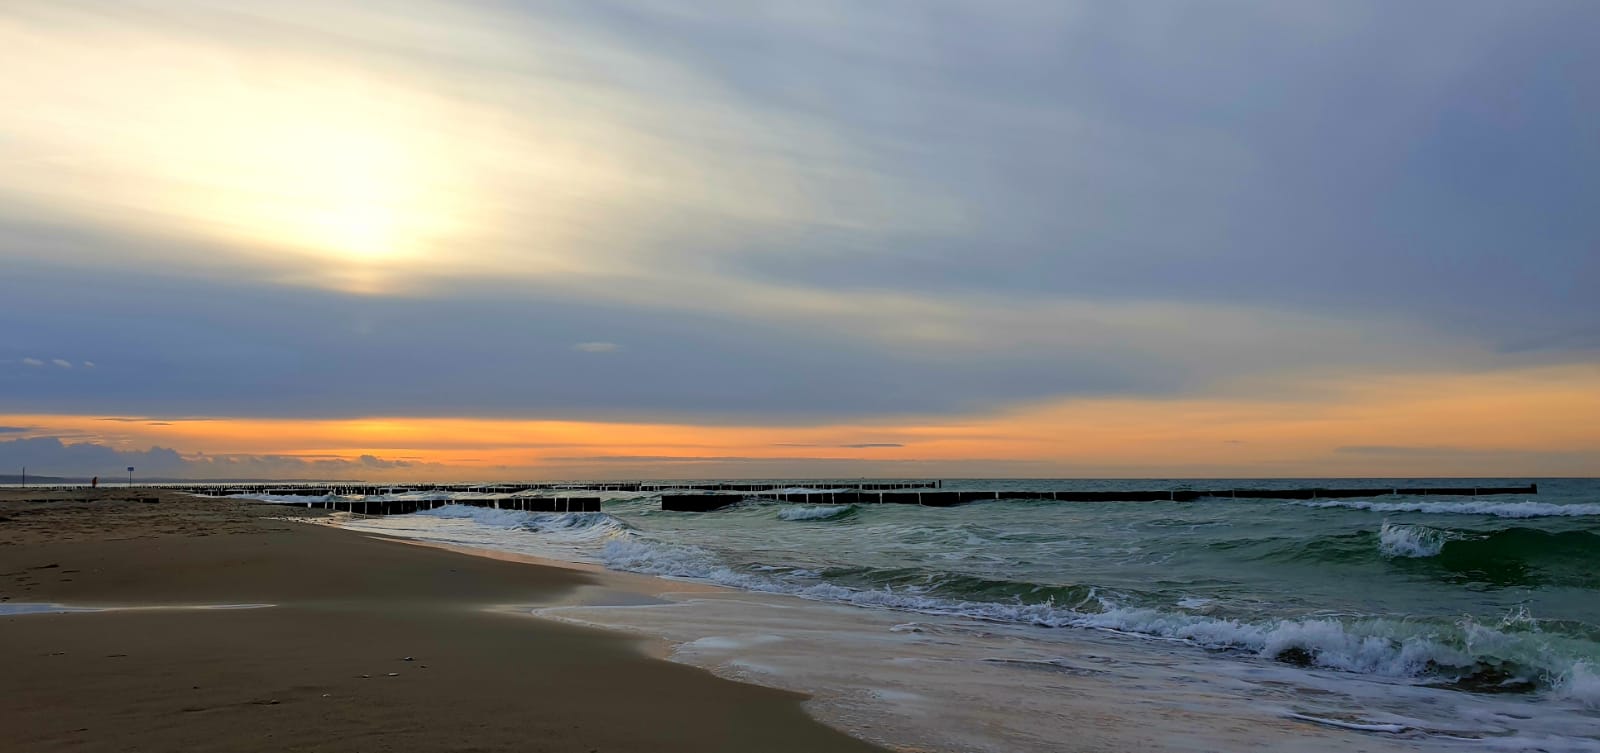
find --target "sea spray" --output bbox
[1378,521,1451,558]
[1555,662,1600,708]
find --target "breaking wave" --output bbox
[228,492,352,504]
[1379,522,1454,558]
[1297,499,1600,518]
[596,534,1600,700]
[416,504,634,541]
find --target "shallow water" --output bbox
[250,478,1600,751]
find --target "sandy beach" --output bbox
[0,490,888,753]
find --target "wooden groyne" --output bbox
[153,480,940,498]
[661,484,1539,512]
[288,496,602,515]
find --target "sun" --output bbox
[279,127,413,263]
[221,109,451,269]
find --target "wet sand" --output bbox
[0,490,889,753]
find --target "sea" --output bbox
[238,478,1600,752]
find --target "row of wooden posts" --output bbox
[660,484,1539,511]
[298,496,602,515]
[222,482,1537,516]
[163,480,941,498]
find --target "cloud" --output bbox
[21,358,43,367]
[83,361,95,368]
[0,436,429,479]
[51,359,72,368]
[1334,445,1580,460]
[0,437,186,476]
[0,426,29,434]
[0,0,1594,435]
[358,454,412,469]
[0,0,940,298]
[774,442,905,449]
[553,455,810,463]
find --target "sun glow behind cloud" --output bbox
[0,1,942,295]
[2,6,583,293]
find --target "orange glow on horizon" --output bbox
[4,366,1597,479]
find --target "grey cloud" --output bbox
[551,456,831,463]
[0,1,1596,425]
[590,0,1598,350]
[358,454,413,469]
[774,443,905,449]
[0,426,30,434]
[0,436,187,476]
[0,436,429,480]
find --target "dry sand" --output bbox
[0,489,889,752]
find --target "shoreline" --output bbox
[0,490,890,753]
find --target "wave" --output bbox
[1379,522,1454,558]
[595,535,1599,699]
[1370,524,1600,588]
[778,504,856,521]
[416,504,634,542]
[1230,522,1600,588]
[1556,662,1600,707]
[229,492,352,504]
[336,501,1600,704]
[1298,499,1600,518]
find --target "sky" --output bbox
[2,0,1597,480]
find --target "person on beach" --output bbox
[91,476,98,488]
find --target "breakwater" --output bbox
[292,496,602,515]
[661,484,1539,511]
[123,480,941,497]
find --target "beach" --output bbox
[0,490,886,753]
[6,485,1597,753]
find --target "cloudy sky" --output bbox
[2,0,1596,480]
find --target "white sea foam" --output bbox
[417,505,535,528]
[1554,662,1600,708]
[1378,521,1449,558]
[538,586,1600,753]
[365,491,459,502]
[228,492,349,504]
[416,505,633,541]
[590,532,1600,695]
[777,504,855,521]
[1298,499,1600,518]
[330,499,1600,716]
